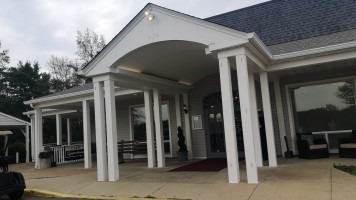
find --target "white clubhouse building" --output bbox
[24,1,356,184]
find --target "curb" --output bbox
[24,189,187,200]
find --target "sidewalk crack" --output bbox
[149,183,168,196]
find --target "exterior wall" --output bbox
[88,94,180,158]
[280,67,356,153]
[188,72,281,158]
[87,72,283,159]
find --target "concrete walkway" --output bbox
[10,156,356,200]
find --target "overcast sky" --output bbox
[0,0,269,72]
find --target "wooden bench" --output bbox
[117,140,147,163]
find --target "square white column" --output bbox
[104,79,119,181]
[218,57,240,183]
[31,118,35,162]
[175,95,182,128]
[26,125,30,163]
[248,72,263,167]
[153,88,165,167]
[56,114,62,145]
[83,100,92,168]
[93,81,108,181]
[183,93,193,159]
[260,72,277,166]
[273,79,287,156]
[4,135,8,156]
[67,118,72,145]
[144,90,156,168]
[34,107,43,169]
[235,54,258,184]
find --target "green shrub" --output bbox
[8,142,26,163]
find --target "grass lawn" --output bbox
[334,163,356,175]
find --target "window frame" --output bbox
[285,76,356,153]
[128,101,173,158]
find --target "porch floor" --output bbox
[9,155,356,200]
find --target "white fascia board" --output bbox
[23,109,79,118]
[272,41,356,60]
[268,50,356,72]
[0,112,31,125]
[24,89,93,105]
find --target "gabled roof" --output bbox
[0,112,30,127]
[205,0,356,46]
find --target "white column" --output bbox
[218,57,240,183]
[94,81,108,181]
[104,79,119,181]
[236,54,258,184]
[34,107,43,169]
[153,88,165,167]
[273,79,287,156]
[26,125,30,163]
[248,73,263,167]
[56,114,62,145]
[67,118,72,145]
[31,118,35,162]
[260,72,277,167]
[175,95,182,128]
[83,100,92,168]
[183,93,193,159]
[144,90,156,168]
[4,135,8,156]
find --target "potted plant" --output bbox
[177,126,188,162]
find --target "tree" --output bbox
[0,40,10,69]
[336,82,355,106]
[75,28,105,67]
[0,61,50,120]
[47,55,83,92]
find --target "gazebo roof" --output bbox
[0,112,30,128]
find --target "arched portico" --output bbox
[80,3,277,184]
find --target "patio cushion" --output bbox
[309,144,327,150]
[301,134,314,145]
[340,143,356,149]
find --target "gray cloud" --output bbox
[0,0,269,71]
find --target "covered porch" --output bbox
[23,3,356,185]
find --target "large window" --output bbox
[131,104,171,154]
[291,80,356,132]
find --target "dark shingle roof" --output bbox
[205,0,356,46]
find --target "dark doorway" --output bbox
[203,91,244,158]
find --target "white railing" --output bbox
[49,144,84,165]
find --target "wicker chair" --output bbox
[296,132,329,159]
[339,130,356,158]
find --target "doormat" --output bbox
[168,158,229,172]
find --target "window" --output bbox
[291,80,356,132]
[131,103,171,154]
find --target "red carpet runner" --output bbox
[168,158,228,172]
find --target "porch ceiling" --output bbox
[115,41,219,85]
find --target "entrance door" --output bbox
[203,91,244,158]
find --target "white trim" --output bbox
[285,75,356,154]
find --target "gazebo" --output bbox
[0,112,31,163]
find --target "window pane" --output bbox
[132,104,171,154]
[292,81,356,132]
[132,107,146,140]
